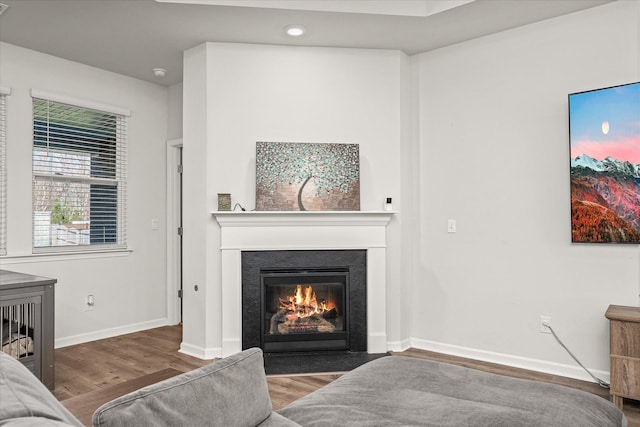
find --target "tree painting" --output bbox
[256,142,360,211]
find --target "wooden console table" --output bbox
[605,304,640,409]
[0,270,56,390]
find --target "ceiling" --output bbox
[0,0,614,86]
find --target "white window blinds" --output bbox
[0,89,8,256]
[32,96,128,251]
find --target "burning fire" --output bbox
[271,284,338,334]
[280,284,335,320]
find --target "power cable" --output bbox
[546,323,609,389]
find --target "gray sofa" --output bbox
[0,347,627,426]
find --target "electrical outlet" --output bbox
[540,315,552,334]
[85,294,95,311]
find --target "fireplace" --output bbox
[242,250,367,353]
[208,211,393,359]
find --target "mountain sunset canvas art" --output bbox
[569,81,640,243]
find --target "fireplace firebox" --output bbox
[262,269,348,352]
[242,250,367,354]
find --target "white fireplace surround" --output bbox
[212,211,395,357]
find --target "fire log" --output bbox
[322,308,338,319]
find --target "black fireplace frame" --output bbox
[242,250,367,353]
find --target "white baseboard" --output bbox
[386,338,412,353]
[179,342,220,360]
[410,337,610,384]
[55,318,170,348]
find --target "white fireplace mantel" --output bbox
[212,210,395,227]
[212,210,396,357]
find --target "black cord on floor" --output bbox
[547,324,610,389]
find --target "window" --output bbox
[32,94,128,252]
[0,88,8,256]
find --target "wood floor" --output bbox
[53,325,639,427]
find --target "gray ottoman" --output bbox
[277,355,627,427]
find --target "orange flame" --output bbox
[280,284,335,319]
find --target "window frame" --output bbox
[31,90,130,254]
[0,87,9,256]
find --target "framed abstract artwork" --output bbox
[569,81,640,243]
[255,142,360,211]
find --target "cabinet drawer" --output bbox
[610,321,640,358]
[610,357,640,398]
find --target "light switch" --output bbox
[447,219,457,233]
[151,218,159,231]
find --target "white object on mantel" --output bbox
[211,210,397,357]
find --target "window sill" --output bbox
[0,248,132,264]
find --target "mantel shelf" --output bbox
[211,210,397,227]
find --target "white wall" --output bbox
[167,83,183,141]
[0,42,171,346]
[410,0,640,381]
[182,42,408,356]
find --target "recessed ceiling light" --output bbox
[285,25,306,37]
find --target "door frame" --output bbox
[166,138,183,325]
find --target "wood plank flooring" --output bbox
[54,325,209,402]
[53,325,639,427]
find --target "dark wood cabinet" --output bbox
[0,270,56,390]
[605,304,640,409]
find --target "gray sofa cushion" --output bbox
[257,412,301,427]
[92,347,275,427]
[277,355,627,427]
[0,352,82,426]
